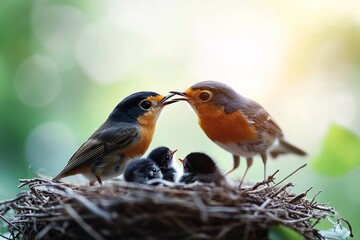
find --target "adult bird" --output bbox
[171,81,306,187]
[53,91,175,185]
[178,152,225,186]
[123,158,162,184]
[147,146,178,182]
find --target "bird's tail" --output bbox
[270,138,307,158]
[52,175,61,182]
[52,172,66,182]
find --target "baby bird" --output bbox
[148,146,177,182]
[124,158,162,184]
[179,152,225,186]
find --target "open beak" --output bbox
[169,91,191,102]
[177,157,184,165]
[159,93,178,106]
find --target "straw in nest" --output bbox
[0,165,353,240]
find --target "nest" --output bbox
[0,165,353,240]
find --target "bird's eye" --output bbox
[199,91,212,102]
[165,155,170,160]
[152,168,157,173]
[140,100,152,110]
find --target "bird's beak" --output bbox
[169,91,191,102]
[170,149,177,158]
[177,157,184,165]
[159,93,178,106]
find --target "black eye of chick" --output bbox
[140,100,152,110]
[199,92,211,101]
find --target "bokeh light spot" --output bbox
[76,20,138,84]
[25,122,77,176]
[32,4,88,66]
[14,55,62,108]
[190,8,288,96]
[108,1,176,38]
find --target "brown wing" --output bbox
[241,101,283,137]
[53,122,139,180]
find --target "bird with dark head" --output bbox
[53,91,176,185]
[148,146,177,182]
[123,158,162,184]
[179,152,225,186]
[171,81,306,187]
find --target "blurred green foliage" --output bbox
[0,225,7,238]
[1,0,360,238]
[0,0,36,199]
[268,225,304,240]
[313,124,360,176]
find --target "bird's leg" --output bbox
[89,177,103,186]
[261,152,267,180]
[238,158,253,188]
[96,175,103,185]
[225,155,240,176]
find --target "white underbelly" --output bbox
[214,141,257,157]
[214,138,280,158]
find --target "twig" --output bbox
[53,188,112,222]
[270,183,294,198]
[339,217,354,238]
[272,164,307,189]
[0,172,351,240]
[0,193,28,205]
[36,222,56,239]
[64,204,105,240]
[0,233,10,240]
[289,187,313,204]
[190,192,208,222]
[250,170,279,191]
[313,205,335,213]
[309,218,321,229]
[309,191,322,206]
[215,222,242,240]
[0,214,26,238]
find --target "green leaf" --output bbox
[312,124,360,176]
[269,225,304,240]
[0,221,9,237]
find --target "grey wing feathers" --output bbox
[241,99,283,137]
[226,94,306,158]
[240,98,306,157]
[53,122,138,180]
[89,122,138,145]
[223,94,283,137]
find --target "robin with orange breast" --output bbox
[53,91,176,186]
[171,81,306,187]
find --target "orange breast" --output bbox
[196,103,257,144]
[123,121,155,159]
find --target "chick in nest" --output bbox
[124,158,162,184]
[179,152,225,186]
[148,146,178,182]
